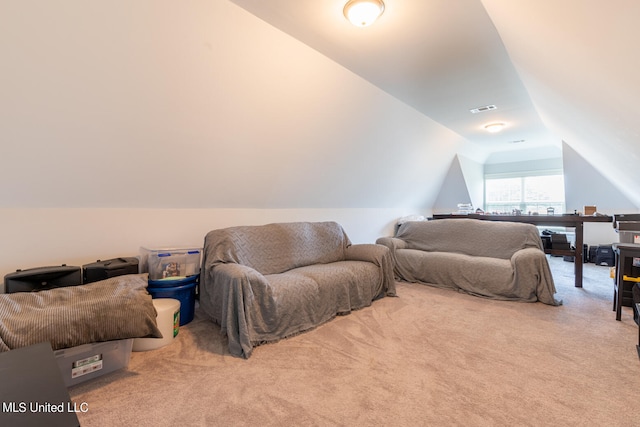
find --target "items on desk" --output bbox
[456,203,473,214]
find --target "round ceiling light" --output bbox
[484,122,506,133]
[344,0,385,27]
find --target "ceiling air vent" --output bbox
[469,105,497,114]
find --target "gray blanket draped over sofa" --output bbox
[377,219,561,306]
[200,221,395,358]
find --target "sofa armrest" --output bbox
[212,263,265,282]
[345,244,396,297]
[345,243,387,262]
[375,236,408,251]
[511,248,562,306]
[200,263,272,358]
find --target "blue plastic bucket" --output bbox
[147,276,197,326]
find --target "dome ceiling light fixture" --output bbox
[484,122,506,133]
[343,0,385,27]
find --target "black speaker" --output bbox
[4,265,82,293]
[82,257,139,284]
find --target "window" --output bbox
[484,174,565,215]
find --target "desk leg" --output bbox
[613,252,619,312]
[615,253,623,321]
[574,222,583,288]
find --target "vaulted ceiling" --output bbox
[230,0,640,206]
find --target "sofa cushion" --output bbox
[254,261,381,340]
[203,221,350,275]
[396,219,543,260]
[394,249,523,298]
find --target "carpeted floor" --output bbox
[69,257,640,426]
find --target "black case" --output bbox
[82,257,139,284]
[632,283,640,326]
[4,265,82,293]
[540,235,552,250]
[594,245,615,266]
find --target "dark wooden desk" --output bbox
[431,213,614,288]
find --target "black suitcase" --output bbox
[4,265,82,293]
[82,257,139,284]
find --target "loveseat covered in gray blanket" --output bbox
[376,219,561,306]
[200,221,396,358]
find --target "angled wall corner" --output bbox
[457,154,484,210]
[562,141,637,214]
[432,154,483,214]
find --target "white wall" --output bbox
[458,155,485,211]
[432,156,471,214]
[483,0,640,208]
[562,142,637,246]
[0,0,465,283]
[0,207,421,291]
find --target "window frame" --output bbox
[483,168,565,215]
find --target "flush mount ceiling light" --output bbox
[343,0,385,27]
[484,122,506,133]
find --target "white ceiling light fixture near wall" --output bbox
[343,0,385,27]
[484,122,506,133]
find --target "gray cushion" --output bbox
[0,274,162,352]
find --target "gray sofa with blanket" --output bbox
[200,221,396,358]
[376,219,561,306]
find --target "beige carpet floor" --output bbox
[69,257,640,426]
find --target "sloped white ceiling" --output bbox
[0,0,469,210]
[230,0,560,157]
[481,0,640,208]
[230,0,640,209]
[1,0,637,212]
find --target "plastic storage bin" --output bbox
[619,231,640,244]
[54,339,133,387]
[139,247,202,281]
[147,275,198,326]
[616,221,640,244]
